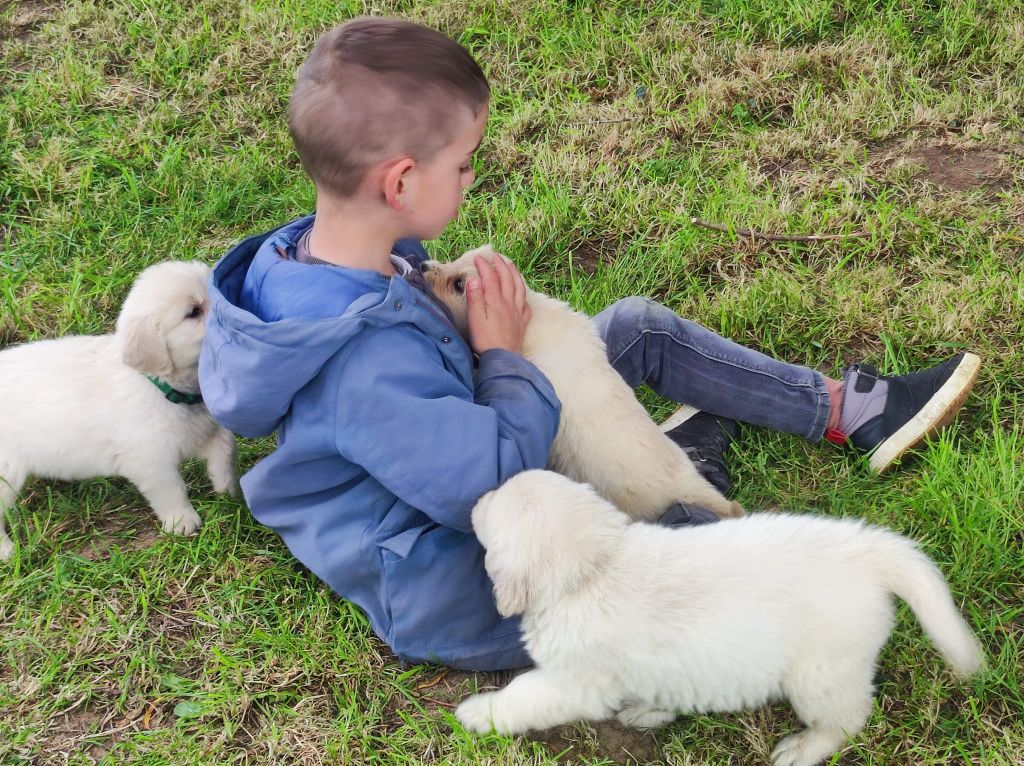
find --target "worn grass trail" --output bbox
[1,1,1022,764]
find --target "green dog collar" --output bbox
[144,374,204,405]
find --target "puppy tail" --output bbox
[874,531,985,677]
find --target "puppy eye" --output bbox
[453,277,466,294]
[185,305,204,320]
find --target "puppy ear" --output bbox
[493,570,531,617]
[475,490,535,617]
[119,314,172,375]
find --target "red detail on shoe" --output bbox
[824,428,848,445]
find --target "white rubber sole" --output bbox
[868,352,981,473]
[659,404,701,432]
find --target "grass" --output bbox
[1,0,1022,763]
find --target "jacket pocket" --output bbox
[377,522,441,561]
[376,524,518,666]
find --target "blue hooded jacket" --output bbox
[199,215,561,670]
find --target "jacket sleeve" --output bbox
[333,327,561,533]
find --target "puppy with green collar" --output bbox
[0,261,239,560]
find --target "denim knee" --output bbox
[596,296,657,346]
[605,296,658,326]
[595,296,687,358]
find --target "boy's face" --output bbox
[405,104,487,240]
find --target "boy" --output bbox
[199,18,980,670]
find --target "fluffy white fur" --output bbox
[0,261,239,560]
[457,470,984,766]
[424,247,741,521]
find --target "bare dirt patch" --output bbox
[3,0,61,41]
[871,141,1017,195]
[569,234,622,274]
[39,700,131,765]
[532,719,661,765]
[77,507,162,561]
[757,155,812,183]
[759,140,1020,199]
[904,145,1013,193]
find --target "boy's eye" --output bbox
[453,277,466,294]
[460,164,472,173]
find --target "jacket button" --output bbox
[393,300,403,310]
[441,335,451,343]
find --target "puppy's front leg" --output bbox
[456,669,611,735]
[125,462,202,535]
[616,703,677,729]
[0,461,27,561]
[200,426,240,498]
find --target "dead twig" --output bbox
[415,669,450,691]
[564,116,640,127]
[420,696,457,710]
[691,217,869,242]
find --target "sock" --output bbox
[838,366,889,435]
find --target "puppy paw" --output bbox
[455,692,497,734]
[726,500,745,518]
[772,733,809,766]
[616,704,675,729]
[771,729,841,766]
[0,536,13,562]
[160,508,202,536]
[213,475,241,499]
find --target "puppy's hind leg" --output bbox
[0,457,26,561]
[616,703,676,729]
[772,657,875,766]
[456,669,613,735]
[123,460,202,535]
[199,427,240,498]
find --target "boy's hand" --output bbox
[466,253,531,355]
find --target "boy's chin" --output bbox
[410,214,459,242]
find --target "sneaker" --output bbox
[836,352,981,473]
[661,407,740,496]
[656,501,721,528]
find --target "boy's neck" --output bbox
[308,195,401,275]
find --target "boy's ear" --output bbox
[381,157,416,211]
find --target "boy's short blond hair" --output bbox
[288,17,490,198]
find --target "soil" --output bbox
[901,144,1013,193]
[4,0,60,41]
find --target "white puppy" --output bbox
[456,470,984,766]
[424,247,741,521]
[0,261,239,560]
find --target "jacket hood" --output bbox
[199,216,437,437]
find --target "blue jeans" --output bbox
[593,297,831,441]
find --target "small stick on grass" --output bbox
[564,116,641,126]
[415,669,450,690]
[420,696,457,709]
[691,217,869,242]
